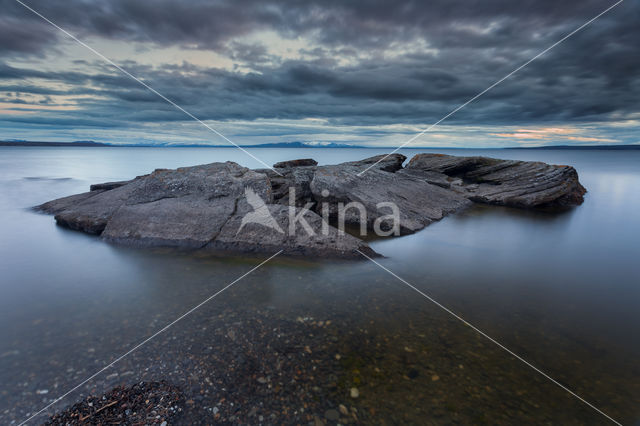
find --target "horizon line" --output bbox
[1,140,639,150]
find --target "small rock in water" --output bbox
[257,377,267,384]
[339,404,349,415]
[350,387,359,398]
[431,374,440,381]
[325,409,340,420]
[36,389,48,395]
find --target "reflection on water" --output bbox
[0,147,639,424]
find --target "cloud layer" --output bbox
[0,0,638,145]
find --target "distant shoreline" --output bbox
[1,140,639,150]
[0,141,110,147]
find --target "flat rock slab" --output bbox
[89,179,134,191]
[273,158,318,168]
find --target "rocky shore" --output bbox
[36,153,586,258]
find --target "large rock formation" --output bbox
[36,153,586,258]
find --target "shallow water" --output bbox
[0,146,639,424]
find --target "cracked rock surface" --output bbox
[36,153,586,258]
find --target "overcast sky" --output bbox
[0,0,638,147]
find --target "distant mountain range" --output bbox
[505,144,640,150]
[1,140,639,150]
[0,140,109,147]
[226,141,361,148]
[0,140,360,148]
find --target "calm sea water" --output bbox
[0,146,639,424]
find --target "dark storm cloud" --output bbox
[3,52,636,128]
[0,15,55,55]
[0,0,626,53]
[0,0,282,54]
[0,0,638,130]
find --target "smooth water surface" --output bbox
[0,147,639,424]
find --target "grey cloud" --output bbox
[1,0,631,54]
[225,42,273,65]
[0,0,638,133]
[3,51,637,128]
[0,15,57,56]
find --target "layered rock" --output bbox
[405,153,586,208]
